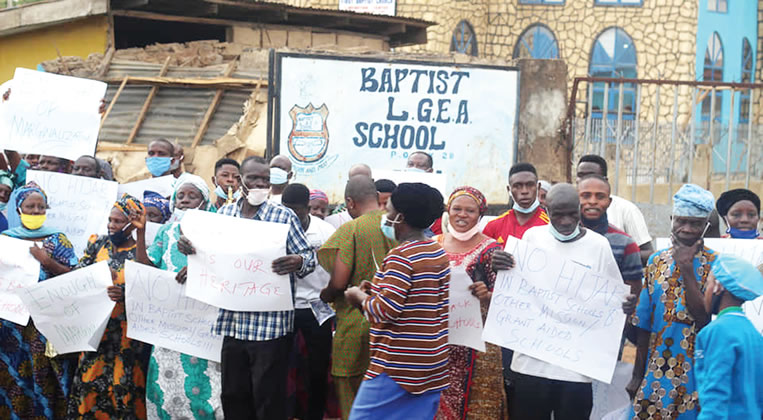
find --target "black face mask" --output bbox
[109,225,131,246]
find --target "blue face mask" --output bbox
[146,157,172,177]
[513,198,540,214]
[726,226,760,239]
[214,185,241,200]
[380,214,400,241]
[549,223,581,242]
[270,167,289,185]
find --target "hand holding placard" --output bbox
[482,237,629,383]
[18,261,115,354]
[180,210,293,312]
[124,261,223,362]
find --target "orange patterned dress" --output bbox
[66,235,151,419]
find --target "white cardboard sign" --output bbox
[0,68,106,161]
[448,267,485,352]
[125,261,223,362]
[18,261,114,354]
[181,210,293,312]
[27,170,118,256]
[118,175,175,200]
[482,237,629,383]
[0,236,41,325]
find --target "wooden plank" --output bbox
[101,76,267,89]
[99,75,128,131]
[96,142,148,152]
[96,47,115,78]
[126,57,171,145]
[191,61,239,148]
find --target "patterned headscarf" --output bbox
[673,184,715,218]
[143,190,171,223]
[113,193,144,217]
[447,186,488,215]
[15,181,48,209]
[309,189,329,203]
[171,173,210,211]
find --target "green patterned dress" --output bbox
[145,222,223,419]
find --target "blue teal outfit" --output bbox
[0,182,79,419]
[695,307,762,420]
[695,253,763,420]
[630,183,718,420]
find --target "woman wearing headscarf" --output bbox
[66,193,151,419]
[143,190,171,224]
[0,181,79,419]
[716,189,760,239]
[345,183,450,419]
[135,173,223,419]
[434,187,507,420]
[0,170,12,232]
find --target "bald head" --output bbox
[270,154,293,172]
[345,174,378,218]
[348,163,372,178]
[546,183,581,237]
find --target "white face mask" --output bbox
[448,221,481,242]
[246,188,270,206]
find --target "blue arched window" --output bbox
[701,32,723,122]
[450,20,478,56]
[589,27,637,119]
[739,38,753,123]
[513,24,560,59]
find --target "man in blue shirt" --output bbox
[178,155,316,419]
[695,254,763,420]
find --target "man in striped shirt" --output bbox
[345,183,450,419]
[178,156,316,420]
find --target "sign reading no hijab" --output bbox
[482,237,629,383]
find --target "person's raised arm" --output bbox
[320,254,351,303]
[674,238,710,329]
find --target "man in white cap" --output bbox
[695,254,763,419]
[626,183,718,420]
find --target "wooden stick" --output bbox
[101,75,268,89]
[99,75,128,131]
[126,57,171,145]
[191,61,239,148]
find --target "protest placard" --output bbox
[124,261,223,362]
[118,175,175,200]
[27,170,118,255]
[18,261,114,354]
[373,169,448,199]
[654,237,763,334]
[0,68,106,161]
[449,267,485,352]
[0,236,41,325]
[181,210,293,312]
[482,237,629,383]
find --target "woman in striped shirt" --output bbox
[345,182,451,420]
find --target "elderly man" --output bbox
[178,156,316,419]
[406,151,434,172]
[269,155,293,204]
[504,183,632,420]
[626,184,718,420]
[71,155,101,178]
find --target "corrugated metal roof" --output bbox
[98,59,265,146]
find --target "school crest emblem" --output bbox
[288,103,329,163]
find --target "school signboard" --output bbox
[274,53,519,203]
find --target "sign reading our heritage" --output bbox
[276,54,518,203]
[181,210,293,312]
[482,237,629,383]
